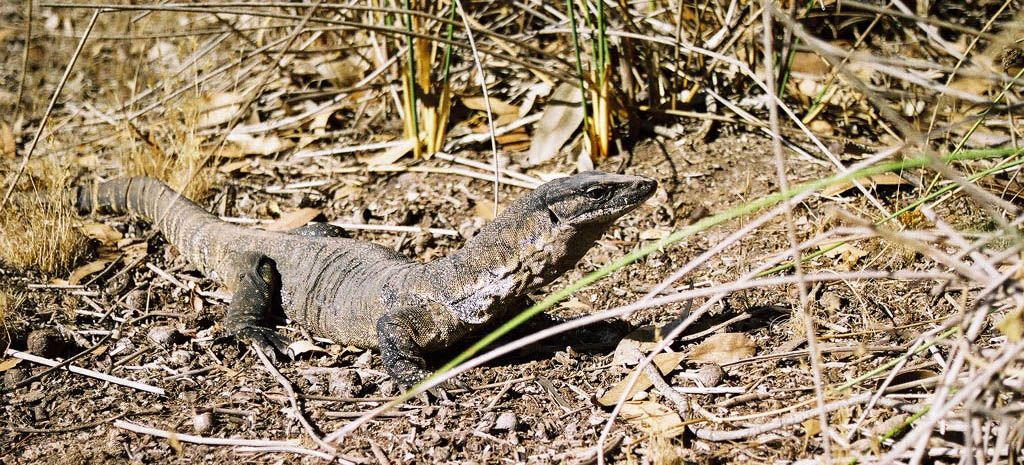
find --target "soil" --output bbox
[0,4,1001,464]
[3,130,966,464]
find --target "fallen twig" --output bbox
[6,349,164,396]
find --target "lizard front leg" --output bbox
[222,252,292,360]
[376,309,434,387]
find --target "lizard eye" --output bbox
[585,185,612,201]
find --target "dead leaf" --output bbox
[80,222,123,245]
[612,326,660,366]
[475,199,498,221]
[68,259,113,285]
[612,325,688,366]
[76,154,100,169]
[996,305,1023,342]
[287,339,326,357]
[226,133,294,156]
[620,401,686,438]
[686,333,756,365]
[790,52,830,76]
[597,352,685,406]
[0,357,21,372]
[218,159,252,174]
[809,120,833,136]
[803,418,821,437]
[526,83,584,166]
[197,92,245,128]
[0,122,15,158]
[462,96,519,115]
[316,56,366,88]
[823,243,869,270]
[639,228,671,241]
[265,208,322,232]
[360,139,415,166]
[120,241,149,264]
[558,297,591,312]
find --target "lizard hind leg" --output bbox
[223,252,292,361]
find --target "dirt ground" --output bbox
[1,3,1017,465]
[3,130,967,464]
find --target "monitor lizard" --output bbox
[76,172,657,386]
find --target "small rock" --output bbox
[109,337,136,357]
[27,328,69,358]
[147,326,182,347]
[328,370,362,398]
[32,405,48,422]
[193,412,213,433]
[168,349,193,367]
[4,368,27,389]
[820,291,843,312]
[493,412,517,431]
[695,363,725,387]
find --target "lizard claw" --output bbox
[235,326,293,362]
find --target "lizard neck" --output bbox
[422,199,604,324]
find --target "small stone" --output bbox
[168,349,193,367]
[27,328,69,358]
[147,325,182,347]
[631,390,648,401]
[4,368,27,389]
[32,405,48,422]
[695,363,724,387]
[328,370,362,398]
[109,337,136,357]
[193,412,213,433]
[493,412,517,431]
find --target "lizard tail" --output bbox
[76,177,225,274]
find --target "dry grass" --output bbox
[119,103,215,202]
[0,287,25,325]
[0,156,87,275]
[2,1,1023,463]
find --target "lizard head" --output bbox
[430,171,656,319]
[539,171,657,228]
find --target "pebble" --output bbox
[493,412,517,431]
[695,363,724,387]
[193,412,213,433]
[328,370,363,398]
[3,368,27,389]
[147,325,182,347]
[27,328,68,358]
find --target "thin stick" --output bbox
[760,2,832,459]
[254,348,337,456]
[113,419,335,460]
[451,0,501,216]
[6,349,165,396]
[13,0,33,122]
[0,8,100,212]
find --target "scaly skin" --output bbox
[77,172,657,385]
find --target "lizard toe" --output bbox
[236,326,292,362]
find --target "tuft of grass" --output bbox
[0,157,88,275]
[0,287,25,325]
[397,1,455,158]
[119,103,215,202]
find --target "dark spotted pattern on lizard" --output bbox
[76,172,657,385]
